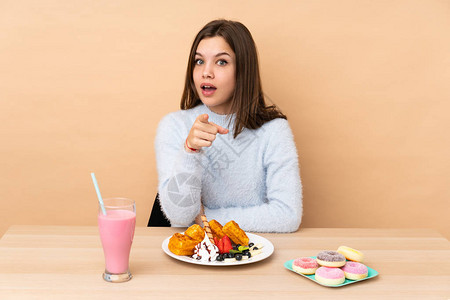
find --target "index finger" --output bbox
[208,122,229,135]
[197,114,210,124]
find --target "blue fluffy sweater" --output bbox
[155,104,302,232]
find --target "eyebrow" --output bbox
[195,52,231,58]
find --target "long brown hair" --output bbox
[180,19,286,138]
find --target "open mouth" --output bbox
[201,83,217,91]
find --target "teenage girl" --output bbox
[155,19,302,232]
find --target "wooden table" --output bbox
[0,226,449,299]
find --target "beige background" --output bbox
[1,1,449,238]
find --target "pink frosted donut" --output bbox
[315,266,345,286]
[341,261,368,280]
[292,257,319,275]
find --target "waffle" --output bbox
[209,219,225,240]
[168,233,199,256]
[222,220,249,246]
[168,224,205,256]
[184,224,205,243]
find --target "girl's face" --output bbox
[193,36,236,115]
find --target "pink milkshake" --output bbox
[98,198,136,282]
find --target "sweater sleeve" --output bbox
[204,119,303,233]
[154,113,204,226]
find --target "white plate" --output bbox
[162,232,274,266]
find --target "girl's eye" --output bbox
[217,60,228,66]
[194,59,204,65]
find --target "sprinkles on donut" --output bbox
[337,245,364,262]
[292,257,319,275]
[315,266,345,286]
[341,261,368,280]
[316,250,346,267]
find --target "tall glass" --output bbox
[98,198,136,283]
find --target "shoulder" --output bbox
[259,118,296,151]
[261,117,290,129]
[259,118,293,138]
[260,118,298,160]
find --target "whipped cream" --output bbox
[192,234,219,262]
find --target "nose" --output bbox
[202,62,214,79]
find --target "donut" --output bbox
[316,250,346,267]
[315,266,345,286]
[292,257,319,275]
[337,245,364,262]
[341,261,368,280]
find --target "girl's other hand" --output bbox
[185,114,228,151]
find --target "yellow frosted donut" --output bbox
[337,246,364,262]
